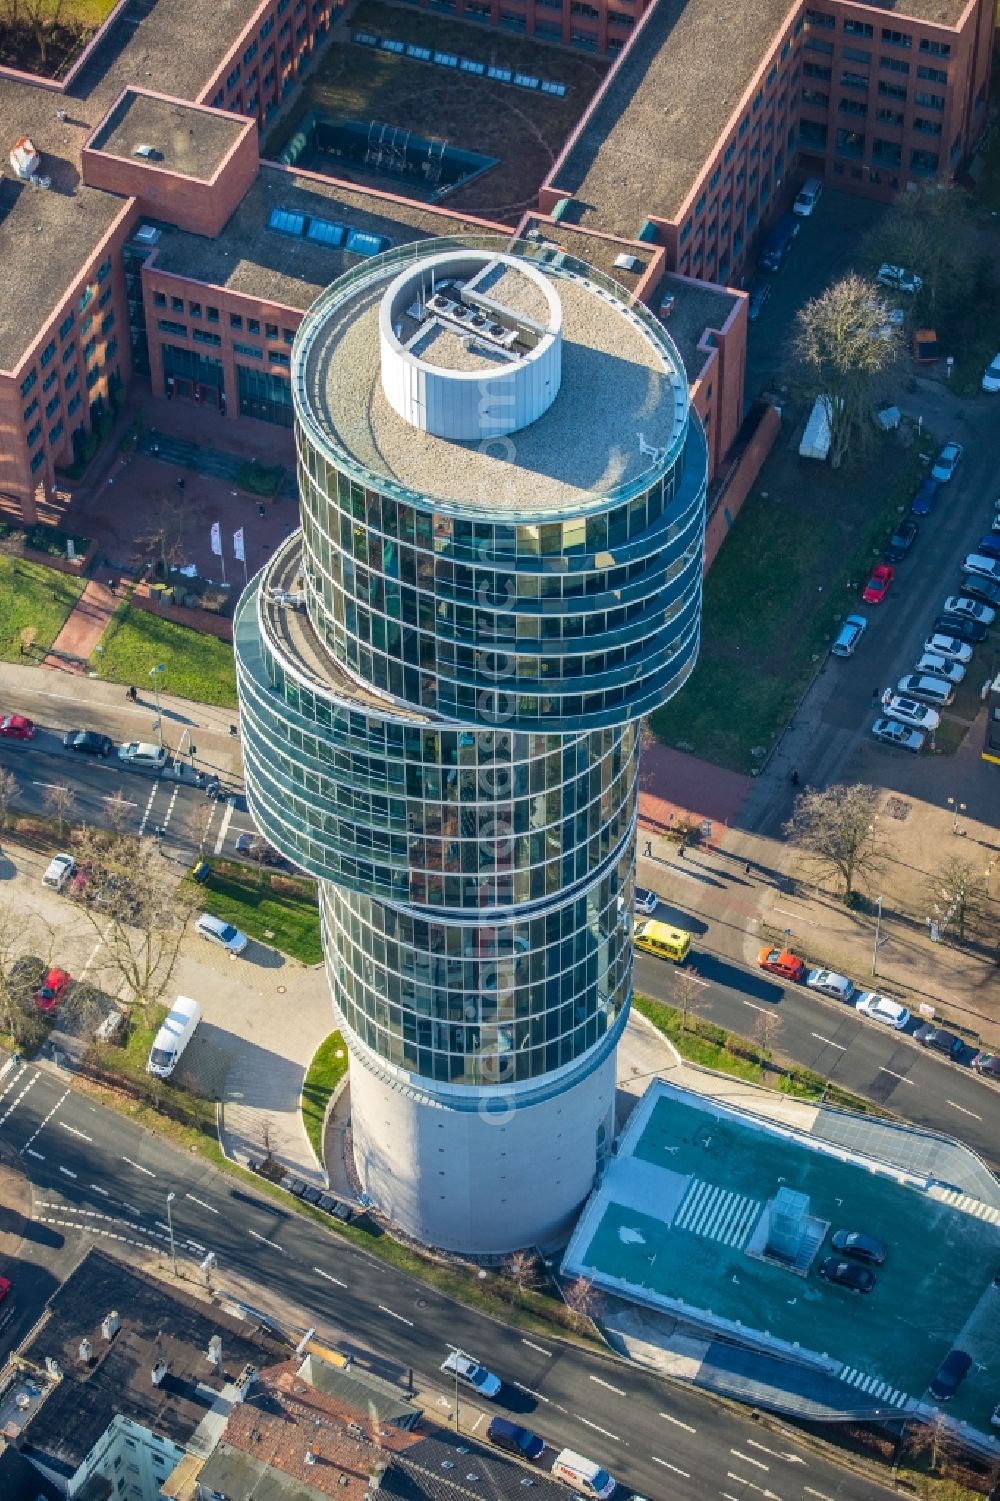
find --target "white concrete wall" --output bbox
[349,1049,617,1255]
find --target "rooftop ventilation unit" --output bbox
[151,1359,169,1387]
[133,224,160,246]
[101,1311,121,1341]
[78,1339,92,1364]
[613,253,641,273]
[206,1335,223,1368]
[133,143,160,160]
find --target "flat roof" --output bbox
[517,216,653,292]
[150,166,501,309]
[301,247,689,515]
[565,1082,1000,1433]
[88,90,249,181]
[657,275,742,384]
[552,0,799,233]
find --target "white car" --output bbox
[871,717,925,752]
[962,554,1000,583]
[805,968,856,1003]
[923,634,972,665]
[880,692,940,731]
[634,887,658,916]
[931,442,963,483]
[440,1350,502,1399]
[895,674,954,708]
[942,595,995,626]
[876,263,922,294]
[793,177,823,216]
[914,652,965,685]
[855,992,910,1030]
[195,912,249,955]
[42,852,76,892]
[982,354,1000,393]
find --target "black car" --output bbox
[933,613,988,644]
[817,1256,876,1293]
[235,832,285,866]
[914,1023,963,1058]
[831,1229,886,1265]
[929,1348,971,1402]
[973,1051,1000,1081]
[63,729,114,757]
[487,1416,545,1463]
[958,574,1000,609]
[884,520,918,562]
[747,282,771,321]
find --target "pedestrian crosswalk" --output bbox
[838,1366,910,1408]
[673,1178,761,1248]
[931,1187,1000,1226]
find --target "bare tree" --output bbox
[0,767,19,832]
[102,789,133,838]
[0,0,69,68]
[903,1412,956,1482]
[751,1010,783,1076]
[135,489,194,579]
[73,830,200,1025]
[0,903,55,1053]
[43,782,76,839]
[783,783,882,902]
[928,855,987,942]
[192,800,216,857]
[563,1275,603,1329]
[793,273,901,468]
[259,1115,277,1167]
[672,966,706,1034]
[507,1250,540,1300]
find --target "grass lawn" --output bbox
[194,859,322,965]
[301,1030,349,1161]
[90,600,237,707]
[0,555,85,662]
[62,0,118,22]
[652,436,932,771]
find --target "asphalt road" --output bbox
[0,1057,898,1501]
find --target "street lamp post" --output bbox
[453,1360,460,1432]
[149,662,166,748]
[872,893,883,977]
[947,796,967,834]
[166,1191,178,1276]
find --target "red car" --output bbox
[34,967,72,1013]
[862,563,895,605]
[0,713,35,739]
[757,946,806,982]
[0,1275,11,1304]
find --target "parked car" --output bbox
[234,832,283,866]
[118,741,167,770]
[941,595,995,626]
[972,1051,1000,1081]
[914,1023,963,1058]
[931,441,963,483]
[929,1349,972,1402]
[830,1229,886,1264]
[923,633,972,664]
[962,553,1000,583]
[487,1417,545,1463]
[933,613,988,644]
[862,563,894,605]
[34,966,72,1014]
[957,573,1000,609]
[884,520,918,562]
[914,653,965,685]
[195,912,248,955]
[876,264,922,294]
[758,213,800,273]
[747,281,771,321]
[894,674,954,708]
[793,177,823,215]
[633,887,658,916]
[42,852,76,891]
[871,717,925,752]
[0,713,35,740]
[805,968,855,1003]
[855,992,910,1030]
[831,614,867,658]
[440,1350,502,1399]
[982,353,1000,393]
[0,1274,11,1304]
[757,947,806,981]
[910,478,939,516]
[63,729,114,757]
[880,692,940,731]
[973,535,1000,562]
[817,1256,876,1293]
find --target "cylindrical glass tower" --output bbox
[235,238,707,1254]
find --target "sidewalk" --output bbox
[42,578,120,673]
[0,659,243,781]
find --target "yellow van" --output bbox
[633,918,692,964]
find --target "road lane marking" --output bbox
[589,1375,626,1396]
[21,1085,71,1150]
[1,1071,38,1126]
[122,1156,155,1176]
[186,1193,219,1214]
[731,1449,769,1470]
[248,1228,284,1253]
[652,1458,690,1477]
[726,1475,782,1499]
[773,908,817,925]
[470,1412,486,1432]
[60,1122,92,1142]
[803,1488,835,1500]
[185,1238,206,1253]
[121,1201,142,1216]
[26,1148,45,1160]
[214,798,235,855]
[0,1064,27,1103]
[746,1439,804,1463]
[511,1382,550,1403]
[810,1033,847,1051]
[312,1267,347,1287]
[743,1000,768,1013]
[377,1304,414,1327]
[878,1066,914,1084]
[522,1339,552,1356]
[659,1412,696,1432]
[946,1100,981,1120]
[138,783,159,837]
[575,1416,621,1443]
[90,1183,109,1196]
[59,1166,78,1179]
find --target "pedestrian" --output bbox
[744,860,752,876]
[790,769,800,787]
[677,843,686,859]
[642,839,652,858]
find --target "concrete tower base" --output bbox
[347,1040,618,1255]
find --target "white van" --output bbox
[895,673,955,708]
[793,177,823,216]
[119,741,167,770]
[551,1449,616,1498]
[147,995,202,1079]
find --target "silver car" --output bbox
[195,912,249,954]
[880,693,940,731]
[871,717,925,752]
[914,653,965,685]
[805,968,855,1003]
[923,634,972,665]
